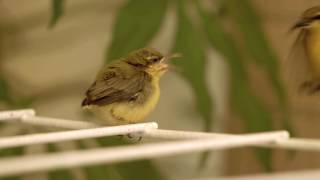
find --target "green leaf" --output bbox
[96,137,164,180]
[0,77,12,105]
[0,76,34,109]
[106,0,168,62]
[172,0,213,131]
[47,144,75,180]
[83,165,116,180]
[196,2,273,171]
[49,0,65,28]
[226,0,291,133]
[172,0,214,169]
[0,147,24,180]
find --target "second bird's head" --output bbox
[124,48,179,77]
[292,6,320,31]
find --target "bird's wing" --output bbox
[82,67,149,106]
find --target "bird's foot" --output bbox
[127,133,143,142]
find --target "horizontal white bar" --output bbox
[143,129,320,151]
[20,116,99,129]
[0,109,35,121]
[143,129,237,139]
[0,131,288,177]
[0,109,99,129]
[271,138,320,151]
[0,122,158,149]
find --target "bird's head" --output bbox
[125,48,180,77]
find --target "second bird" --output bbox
[292,6,320,94]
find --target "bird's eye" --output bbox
[147,56,160,63]
[152,58,159,62]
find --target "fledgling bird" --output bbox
[82,48,178,125]
[291,6,320,94]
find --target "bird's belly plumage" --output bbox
[90,80,160,125]
[112,87,160,124]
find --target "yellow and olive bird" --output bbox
[291,6,320,94]
[82,48,177,125]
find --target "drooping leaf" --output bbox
[47,144,75,180]
[0,147,24,180]
[196,2,273,171]
[226,0,292,134]
[49,0,65,28]
[0,76,34,109]
[0,76,12,105]
[226,0,283,98]
[172,0,213,131]
[106,0,168,62]
[172,0,214,169]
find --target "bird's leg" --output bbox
[127,131,143,142]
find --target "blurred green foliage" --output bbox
[49,0,65,28]
[174,0,214,168]
[47,144,75,180]
[196,1,274,170]
[226,0,292,135]
[173,0,213,131]
[0,0,292,179]
[0,147,24,180]
[106,0,168,61]
[96,137,164,180]
[0,76,12,105]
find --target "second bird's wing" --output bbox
[82,67,150,106]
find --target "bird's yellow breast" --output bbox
[91,77,160,125]
[305,25,320,79]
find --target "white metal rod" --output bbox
[0,122,158,149]
[271,138,320,151]
[0,122,290,150]
[143,129,237,139]
[0,109,99,129]
[0,131,288,177]
[0,109,35,121]
[20,116,99,129]
[0,110,317,152]
[143,129,320,151]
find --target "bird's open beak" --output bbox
[158,53,182,71]
[162,53,182,62]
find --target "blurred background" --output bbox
[1,0,320,179]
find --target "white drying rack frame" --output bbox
[0,109,319,177]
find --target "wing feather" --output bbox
[82,64,149,106]
[285,30,311,92]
